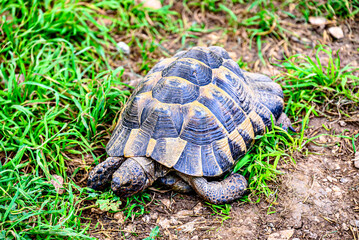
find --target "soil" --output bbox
[84,2,359,239]
[87,119,359,240]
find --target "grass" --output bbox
[143,226,160,240]
[0,0,358,239]
[233,120,297,203]
[231,44,358,206]
[274,45,359,118]
[0,40,126,238]
[296,0,359,20]
[0,0,165,238]
[204,202,232,223]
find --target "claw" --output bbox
[288,125,296,133]
[276,112,295,133]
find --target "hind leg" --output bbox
[179,172,247,204]
[276,112,295,132]
[158,173,193,193]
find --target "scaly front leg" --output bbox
[88,157,125,190]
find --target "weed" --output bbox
[233,122,297,203]
[296,0,359,20]
[205,202,232,223]
[274,45,359,118]
[143,226,160,240]
[241,10,288,64]
[237,57,250,71]
[352,133,359,153]
[122,192,152,221]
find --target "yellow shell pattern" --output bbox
[106,46,284,177]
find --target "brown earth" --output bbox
[84,2,359,239]
[87,119,359,240]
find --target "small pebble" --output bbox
[327,176,337,182]
[140,0,162,9]
[268,229,294,240]
[228,51,237,60]
[142,215,150,223]
[158,217,171,229]
[340,177,349,183]
[329,162,341,171]
[176,210,193,218]
[328,27,344,39]
[193,202,203,215]
[303,230,318,239]
[342,223,349,231]
[150,212,159,220]
[117,41,130,55]
[353,152,359,169]
[309,16,327,26]
[50,175,64,195]
[170,217,179,225]
[339,120,347,127]
[160,198,171,209]
[350,220,359,228]
[317,135,327,143]
[332,186,342,197]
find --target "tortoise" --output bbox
[87,46,293,204]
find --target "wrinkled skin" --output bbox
[276,112,296,132]
[111,157,156,197]
[88,156,248,204]
[88,157,158,197]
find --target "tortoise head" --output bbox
[111,157,154,197]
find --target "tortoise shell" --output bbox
[106,46,284,177]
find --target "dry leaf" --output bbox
[114,212,125,224]
[50,174,64,194]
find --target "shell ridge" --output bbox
[201,144,223,176]
[198,85,248,134]
[173,142,203,176]
[179,102,229,145]
[205,83,251,130]
[107,46,285,178]
[213,70,254,114]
